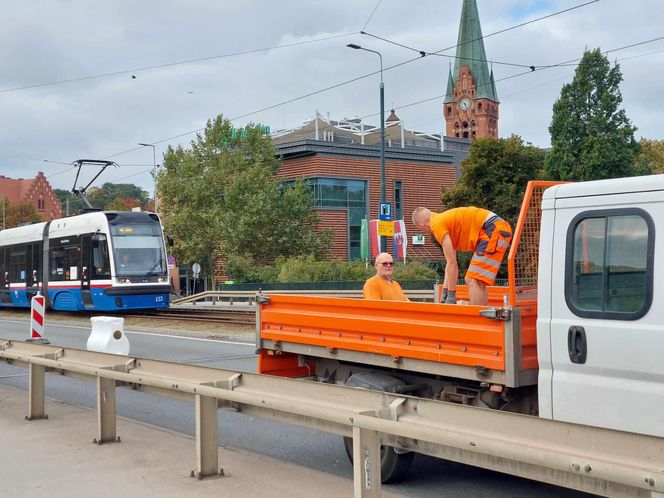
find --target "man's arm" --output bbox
[441,234,458,292]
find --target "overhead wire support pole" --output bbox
[347,43,387,252]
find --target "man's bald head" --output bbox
[412,207,432,233]
[374,252,395,281]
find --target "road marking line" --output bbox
[0,320,254,346]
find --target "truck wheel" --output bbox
[343,436,414,483]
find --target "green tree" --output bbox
[159,115,331,280]
[442,135,545,227]
[2,200,43,228]
[105,196,142,211]
[55,184,149,213]
[635,139,664,174]
[88,183,149,210]
[54,189,85,215]
[545,48,640,181]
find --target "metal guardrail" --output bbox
[1,339,663,497]
[172,289,436,306]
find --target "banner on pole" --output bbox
[393,219,407,260]
[369,220,381,259]
[360,218,368,260]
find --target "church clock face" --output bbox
[458,97,472,111]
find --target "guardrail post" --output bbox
[195,394,219,479]
[352,426,381,497]
[95,377,117,444]
[27,363,46,420]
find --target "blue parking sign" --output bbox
[379,202,392,221]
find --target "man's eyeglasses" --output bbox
[379,262,394,267]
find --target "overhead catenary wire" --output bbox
[0,32,358,96]
[0,0,601,173]
[102,34,664,186]
[101,0,601,162]
[362,0,383,31]
[104,32,661,186]
[357,37,664,121]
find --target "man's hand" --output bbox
[441,234,458,293]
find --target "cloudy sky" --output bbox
[1,0,662,195]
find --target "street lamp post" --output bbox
[347,43,386,252]
[138,142,158,211]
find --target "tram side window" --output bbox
[50,242,81,281]
[92,234,111,278]
[9,245,27,282]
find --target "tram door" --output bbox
[80,235,93,307]
[0,248,9,303]
[25,243,41,301]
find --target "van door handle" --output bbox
[568,326,587,364]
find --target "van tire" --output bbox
[342,435,414,483]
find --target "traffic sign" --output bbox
[379,202,393,221]
[377,220,394,237]
[192,262,201,278]
[167,255,176,270]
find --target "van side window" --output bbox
[565,208,654,320]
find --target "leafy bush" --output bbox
[228,255,439,284]
[225,255,282,283]
[392,260,438,281]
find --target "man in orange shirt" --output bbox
[412,207,512,305]
[363,252,409,301]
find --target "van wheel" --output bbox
[343,436,414,483]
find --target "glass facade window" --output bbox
[394,181,402,220]
[307,178,367,260]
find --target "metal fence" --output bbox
[1,339,662,497]
[217,279,507,292]
[217,280,439,292]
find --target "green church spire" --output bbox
[444,65,455,103]
[445,0,498,102]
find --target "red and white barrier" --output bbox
[27,293,49,344]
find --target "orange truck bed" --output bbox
[257,181,558,388]
[257,288,538,387]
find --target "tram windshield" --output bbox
[110,223,167,277]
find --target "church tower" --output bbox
[444,0,499,139]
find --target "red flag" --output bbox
[369,220,381,259]
[393,220,407,260]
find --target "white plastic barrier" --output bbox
[86,317,130,355]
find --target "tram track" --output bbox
[0,307,257,326]
[130,307,256,325]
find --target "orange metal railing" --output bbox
[507,181,564,307]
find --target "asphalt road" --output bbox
[0,316,595,498]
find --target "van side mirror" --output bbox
[167,235,174,247]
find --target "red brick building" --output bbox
[273,114,469,261]
[0,171,62,221]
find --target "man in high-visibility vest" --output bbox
[363,252,409,301]
[412,207,512,306]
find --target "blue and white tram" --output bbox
[0,211,170,311]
